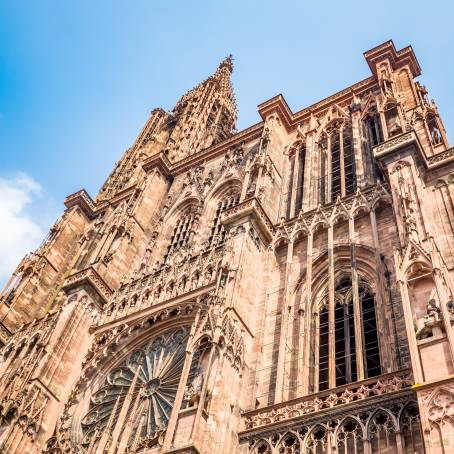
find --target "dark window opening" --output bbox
[318,309,329,391]
[207,194,239,248]
[165,214,194,261]
[343,130,357,197]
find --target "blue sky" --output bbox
[0,0,453,284]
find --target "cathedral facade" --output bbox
[1,40,454,453]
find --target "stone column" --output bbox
[162,309,200,451]
[349,216,365,380]
[328,224,336,388]
[395,267,424,383]
[301,231,313,395]
[275,239,294,404]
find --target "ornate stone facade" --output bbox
[0,40,453,453]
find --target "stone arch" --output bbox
[276,430,301,453]
[250,439,272,454]
[302,423,329,453]
[69,321,196,449]
[366,407,398,448]
[335,416,366,454]
[398,401,424,453]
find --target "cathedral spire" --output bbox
[163,55,237,161]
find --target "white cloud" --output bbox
[0,173,45,286]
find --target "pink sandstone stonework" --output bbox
[0,41,453,453]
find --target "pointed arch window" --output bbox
[295,145,306,213]
[384,103,402,138]
[319,123,357,205]
[207,193,239,248]
[317,278,381,392]
[427,113,443,146]
[165,211,195,260]
[364,110,384,148]
[1,270,24,306]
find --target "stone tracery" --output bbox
[80,327,195,450]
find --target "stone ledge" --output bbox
[64,189,96,219]
[221,197,275,244]
[142,151,173,178]
[63,266,113,304]
[240,369,412,434]
[373,130,454,170]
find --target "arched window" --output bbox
[318,124,356,205]
[295,145,306,213]
[336,418,364,454]
[384,103,402,138]
[364,110,384,148]
[368,410,397,454]
[277,433,300,453]
[319,133,328,205]
[165,211,195,261]
[1,270,24,306]
[317,278,381,391]
[427,113,443,146]
[400,403,424,453]
[207,193,239,248]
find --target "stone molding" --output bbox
[64,189,96,219]
[221,197,275,243]
[142,151,172,178]
[241,369,413,433]
[63,266,113,304]
[373,130,454,170]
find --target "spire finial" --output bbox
[218,54,234,74]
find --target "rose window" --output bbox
[81,328,194,447]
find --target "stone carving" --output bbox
[243,370,412,429]
[415,299,442,340]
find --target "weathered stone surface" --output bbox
[0,40,453,453]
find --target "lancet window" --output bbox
[165,210,195,260]
[316,278,381,392]
[318,123,356,205]
[207,192,239,248]
[384,103,402,138]
[1,271,24,305]
[427,113,443,146]
[364,109,384,148]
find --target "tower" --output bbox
[0,41,453,453]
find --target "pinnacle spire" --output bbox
[217,54,234,74]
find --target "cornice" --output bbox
[373,130,454,171]
[257,94,293,131]
[221,197,275,244]
[364,39,421,77]
[142,151,172,178]
[64,190,96,220]
[63,266,113,305]
[170,122,263,176]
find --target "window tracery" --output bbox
[80,328,197,450]
[384,103,402,138]
[207,192,239,248]
[318,122,356,205]
[427,113,443,146]
[165,210,196,261]
[316,278,381,392]
[336,418,364,454]
[246,401,424,454]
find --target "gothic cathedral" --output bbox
[1,41,453,454]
